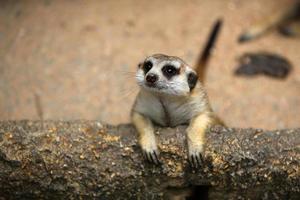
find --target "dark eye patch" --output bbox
[143,61,153,74]
[162,64,179,79]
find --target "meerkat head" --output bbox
[136,54,199,96]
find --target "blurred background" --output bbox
[0,0,299,129]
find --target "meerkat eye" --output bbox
[143,61,153,73]
[162,64,178,78]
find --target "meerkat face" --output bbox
[136,54,198,96]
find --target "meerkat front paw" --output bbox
[140,140,160,165]
[188,142,204,168]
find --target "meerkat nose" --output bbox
[145,73,158,84]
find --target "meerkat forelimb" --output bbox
[131,111,160,164]
[187,112,211,168]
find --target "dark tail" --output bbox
[195,19,223,83]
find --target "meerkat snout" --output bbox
[145,73,158,85]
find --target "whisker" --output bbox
[116,69,136,74]
[120,88,137,99]
[117,70,139,79]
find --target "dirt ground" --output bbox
[0,0,299,129]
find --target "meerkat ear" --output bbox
[138,62,143,68]
[187,72,198,91]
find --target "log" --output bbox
[0,121,299,199]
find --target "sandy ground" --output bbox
[0,0,299,129]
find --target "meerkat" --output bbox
[239,0,300,42]
[131,19,223,168]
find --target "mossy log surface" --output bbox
[0,121,299,199]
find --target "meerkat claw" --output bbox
[143,150,160,165]
[189,153,204,169]
[188,155,194,168]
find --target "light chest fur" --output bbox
[133,85,209,127]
